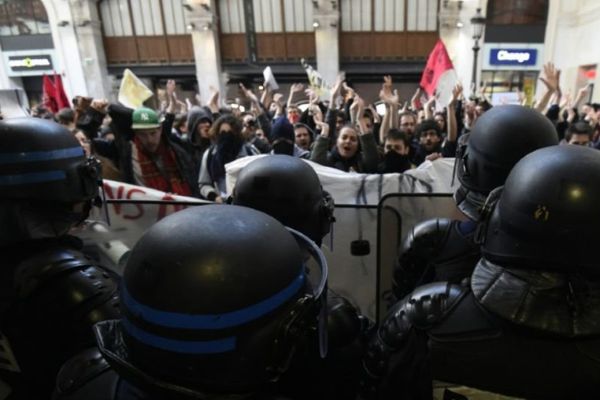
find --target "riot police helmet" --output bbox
[94,205,329,397]
[0,117,99,203]
[478,145,600,273]
[0,118,101,242]
[231,155,334,245]
[455,105,558,219]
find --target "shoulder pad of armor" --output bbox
[327,294,363,348]
[55,348,111,395]
[379,282,468,346]
[401,218,454,254]
[14,247,117,299]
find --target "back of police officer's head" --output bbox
[0,117,100,244]
[477,145,600,273]
[95,205,327,397]
[454,105,559,220]
[231,155,334,246]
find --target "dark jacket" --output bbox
[182,106,213,170]
[80,105,200,198]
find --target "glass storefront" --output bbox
[480,69,539,106]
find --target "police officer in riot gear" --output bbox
[392,105,559,301]
[0,118,120,399]
[362,145,600,399]
[54,205,364,399]
[230,155,335,246]
[230,155,367,396]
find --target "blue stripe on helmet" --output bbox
[122,271,305,330]
[121,319,236,354]
[0,146,84,164]
[0,170,66,185]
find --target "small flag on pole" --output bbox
[301,58,330,100]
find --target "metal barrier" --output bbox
[375,193,460,322]
[76,194,463,322]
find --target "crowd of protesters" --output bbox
[28,61,600,199]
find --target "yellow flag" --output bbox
[118,68,153,109]
[301,58,330,100]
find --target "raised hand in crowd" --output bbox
[312,105,329,138]
[379,75,399,106]
[329,73,345,109]
[355,96,371,135]
[165,79,178,114]
[90,98,109,113]
[240,83,259,105]
[260,81,272,109]
[535,62,560,112]
[574,83,591,110]
[272,92,285,117]
[411,87,422,111]
[423,93,436,120]
[447,82,463,144]
[287,83,304,109]
[208,86,220,114]
[368,104,381,124]
[342,81,355,101]
[306,88,320,110]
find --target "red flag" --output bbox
[420,39,455,96]
[53,72,70,109]
[42,74,58,113]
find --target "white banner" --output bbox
[226,156,458,205]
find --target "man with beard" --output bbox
[411,119,456,166]
[378,128,413,173]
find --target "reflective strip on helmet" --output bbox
[0,170,66,185]
[121,319,236,354]
[0,146,84,164]
[122,272,305,330]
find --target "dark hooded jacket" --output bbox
[183,106,213,170]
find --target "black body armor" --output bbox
[391,218,480,302]
[362,278,600,400]
[0,238,120,399]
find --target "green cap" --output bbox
[131,107,160,130]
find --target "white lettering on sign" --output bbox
[8,57,51,68]
[497,50,531,63]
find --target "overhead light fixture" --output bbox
[456,20,464,28]
[186,22,195,31]
[203,22,212,31]
[312,20,320,28]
